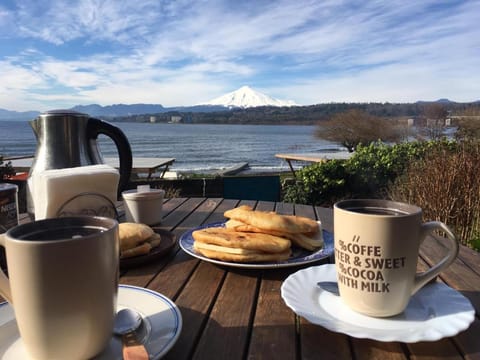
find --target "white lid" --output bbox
[122,188,165,200]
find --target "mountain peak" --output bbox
[201,86,297,108]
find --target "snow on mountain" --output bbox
[200,86,297,108]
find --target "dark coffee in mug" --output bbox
[345,206,408,216]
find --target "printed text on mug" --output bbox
[335,236,406,292]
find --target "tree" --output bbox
[455,106,480,141]
[315,109,401,152]
[419,103,448,140]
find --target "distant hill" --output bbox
[112,100,480,125]
[167,105,230,113]
[436,98,454,103]
[70,103,166,117]
[416,98,456,104]
[0,108,40,121]
[1,96,479,121]
[70,103,231,117]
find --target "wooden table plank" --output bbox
[293,203,317,221]
[207,198,242,223]
[407,339,464,360]
[299,323,352,360]
[248,269,297,359]
[255,201,275,212]
[193,270,258,360]
[163,197,212,233]
[457,245,480,277]
[161,197,190,218]
[275,201,294,215]
[315,206,334,232]
[164,262,227,360]
[415,257,480,360]
[144,198,229,297]
[452,320,480,360]
[351,339,407,360]
[419,236,480,313]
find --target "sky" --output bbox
[0,0,479,112]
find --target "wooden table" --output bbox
[105,157,175,179]
[19,198,480,359]
[7,156,175,179]
[275,153,352,177]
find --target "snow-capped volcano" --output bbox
[201,86,297,108]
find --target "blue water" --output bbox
[0,121,341,174]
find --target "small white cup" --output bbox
[122,186,165,225]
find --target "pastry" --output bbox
[119,222,154,251]
[192,227,291,253]
[193,242,291,262]
[224,205,318,234]
[119,222,162,259]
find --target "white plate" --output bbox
[0,285,182,359]
[179,221,334,269]
[281,264,475,343]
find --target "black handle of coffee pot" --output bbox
[87,118,132,197]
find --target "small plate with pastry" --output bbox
[119,222,176,269]
[178,205,334,269]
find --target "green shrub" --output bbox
[283,159,348,205]
[470,234,480,252]
[282,139,457,206]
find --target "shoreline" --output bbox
[140,168,294,180]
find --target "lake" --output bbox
[0,121,343,174]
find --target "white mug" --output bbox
[334,199,459,317]
[0,216,119,359]
[122,187,165,225]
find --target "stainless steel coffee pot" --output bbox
[27,110,132,212]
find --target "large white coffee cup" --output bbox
[0,216,119,359]
[334,199,459,317]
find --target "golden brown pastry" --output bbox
[224,205,318,234]
[192,226,292,263]
[147,232,162,248]
[193,242,291,262]
[192,227,291,253]
[224,217,323,251]
[120,242,152,259]
[119,222,154,251]
[118,223,162,259]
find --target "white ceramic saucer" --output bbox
[0,285,182,360]
[281,264,475,343]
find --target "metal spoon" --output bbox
[317,281,340,296]
[113,308,149,360]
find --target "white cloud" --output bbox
[13,0,162,45]
[287,60,480,105]
[0,0,479,110]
